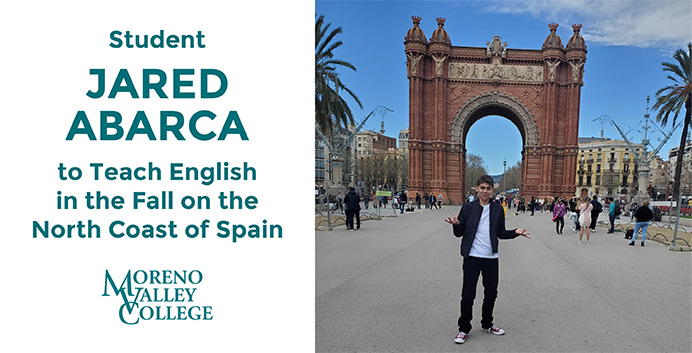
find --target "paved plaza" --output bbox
[316,207,692,352]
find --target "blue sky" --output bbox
[316,0,691,175]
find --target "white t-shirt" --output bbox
[469,204,499,259]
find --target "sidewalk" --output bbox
[316,206,692,352]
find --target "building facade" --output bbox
[648,154,668,200]
[668,140,692,196]
[576,138,644,200]
[398,128,409,157]
[315,127,358,194]
[356,129,397,158]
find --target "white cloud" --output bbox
[481,0,691,48]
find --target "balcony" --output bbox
[608,158,617,163]
[587,158,594,163]
[578,159,585,164]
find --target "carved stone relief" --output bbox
[432,54,446,76]
[449,62,543,82]
[569,60,584,82]
[546,60,559,81]
[406,53,422,76]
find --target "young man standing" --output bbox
[445,175,531,344]
[607,198,616,234]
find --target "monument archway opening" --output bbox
[464,113,525,195]
[405,17,586,203]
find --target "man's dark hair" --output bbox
[592,195,598,200]
[476,175,494,187]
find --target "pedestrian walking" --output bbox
[363,192,371,210]
[399,191,408,214]
[529,196,536,216]
[630,201,638,222]
[590,195,602,233]
[569,197,580,232]
[336,192,344,213]
[343,187,361,231]
[445,175,531,344]
[578,195,593,244]
[424,193,430,209]
[430,194,438,210]
[630,201,653,246]
[552,198,566,234]
[416,193,422,209]
[438,193,443,209]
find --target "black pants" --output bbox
[459,256,498,333]
[555,216,564,233]
[345,209,360,229]
[590,212,599,230]
[609,214,616,232]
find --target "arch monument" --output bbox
[405,17,587,203]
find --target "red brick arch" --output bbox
[405,18,586,203]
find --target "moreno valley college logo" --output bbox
[102,269,212,325]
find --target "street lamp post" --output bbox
[315,106,393,230]
[503,158,507,195]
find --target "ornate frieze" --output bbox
[448,62,543,82]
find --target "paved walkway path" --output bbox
[316,206,691,352]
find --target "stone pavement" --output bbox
[316,206,692,352]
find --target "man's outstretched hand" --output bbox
[515,228,531,239]
[445,215,459,225]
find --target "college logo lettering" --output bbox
[102,269,212,325]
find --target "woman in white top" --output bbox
[577,195,593,244]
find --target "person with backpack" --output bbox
[630,201,654,246]
[430,194,438,210]
[589,195,602,233]
[552,197,567,234]
[607,198,621,233]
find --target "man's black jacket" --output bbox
[452,200,518,257]
[343,191,361,211]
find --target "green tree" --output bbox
[652,43,691,205]
[315,15,362,136]
[465,153,489,195]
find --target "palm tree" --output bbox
[315,14,362,136]
[652,43,691,207]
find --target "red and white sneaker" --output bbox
[485,325,505,335]
[454,331,467,344]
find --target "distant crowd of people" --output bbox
[323,186,662,245]
[321,188,455,232]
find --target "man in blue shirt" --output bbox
[607,198,616,233]
[445,175,531,344]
